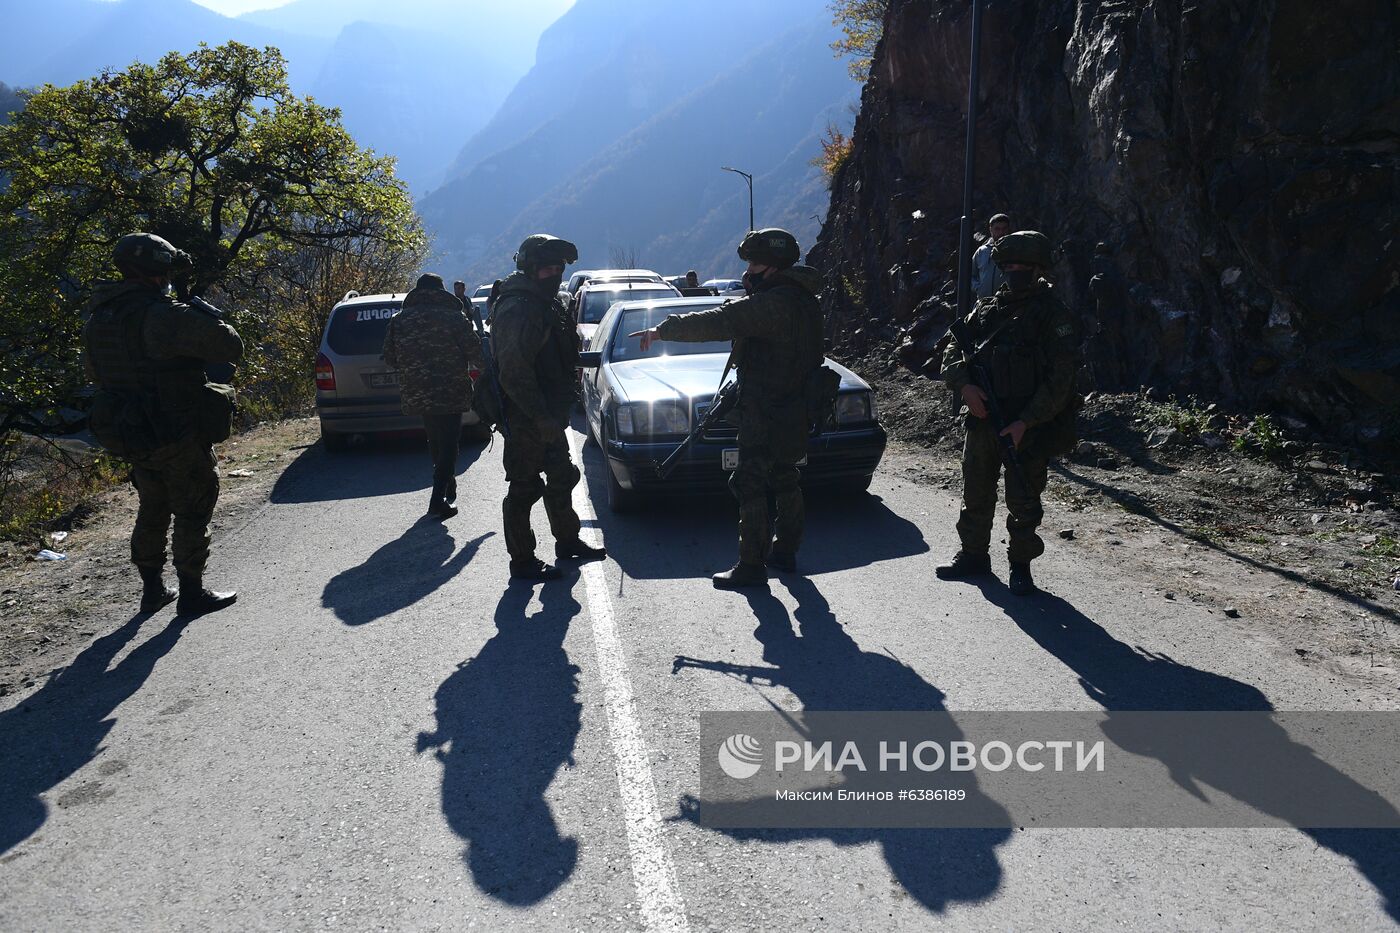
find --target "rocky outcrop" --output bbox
[812,0,1399,450]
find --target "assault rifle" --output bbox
[947,316,1030,499]
[655,377,739,479]
[175,283,236,384]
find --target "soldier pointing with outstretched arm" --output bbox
[632,228,828,589]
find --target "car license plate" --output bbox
[370,372,398,388]
[722,449,739,470]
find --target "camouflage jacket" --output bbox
[490,271,580,428]
[941,280,1079,428]
[382,284,481,415]
[655,265,824,459]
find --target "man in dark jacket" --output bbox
[382,273,481,518]
[82,233,244,615]
[633,228,824,588]
[937,230,1080,596]
[491,234,606,581]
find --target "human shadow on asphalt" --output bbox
[321,518,491,626]
[417,579,583,905]
[578,443,928,580]
[984,583,1399,922]
[0,610,190,855]
[270,433,488,504]
[670,576,1011,914]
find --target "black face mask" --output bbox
[538,271,564,294]
[741,268,766,294]
[1004,269,1037,292]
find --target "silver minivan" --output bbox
[314,291,486,451]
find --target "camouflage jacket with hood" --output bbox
[490,271,580,429]
[655,265,824,460]
[382,282,481,415]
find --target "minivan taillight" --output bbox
[315,353,337,391]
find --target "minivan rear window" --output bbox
[327,304,400,356]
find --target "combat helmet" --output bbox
[991,230,1053,268]
[113,232,192,277]
[737,228,801,269]
[513,234,579,272]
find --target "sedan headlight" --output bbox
[614,400,690,437]
[834,391,877,425]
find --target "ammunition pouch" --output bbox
[1026,392,1082,459]
[196,382,237,445]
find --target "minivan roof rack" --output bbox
[343,290,360,301]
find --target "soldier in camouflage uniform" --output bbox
[634,228,824,589]
[492,234,606,581]
[82,233,244,615]
[936,231,1080,596]
[382,273,481,519]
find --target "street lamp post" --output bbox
[721,166,754,232]
[955,0,985,322]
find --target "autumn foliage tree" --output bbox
[829,0,889,80]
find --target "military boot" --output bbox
[1008,562,1037,596]
[555,539,606,562]
[510,557,563,582]
[445,476,458,505]
[766,549,797,574]
[712,562,768,589]
[138,565,176,613]
[176,573,237,615]
[934,551,993,580]
[428,481,458,519]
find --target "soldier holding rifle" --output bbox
[935,231,1079,596]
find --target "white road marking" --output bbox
[567,430,689,933]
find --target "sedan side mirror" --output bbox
[578,350,603,368]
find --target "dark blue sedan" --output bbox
[578,296,887,511]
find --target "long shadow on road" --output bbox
[321,519,491,626]
[578,441,928,580]
[272,435,488,505]
[983,582,1399,922]
[0,611,190,855]
[417,578,584,905]
[672,577,1010,914]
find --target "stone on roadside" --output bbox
[1058,529,1075,540]
[1223,607,1241,618]
[1097,457,1118,471]
[1199,431,1227,450]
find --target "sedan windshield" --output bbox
[581,287,676,324]
[609,307,731,362]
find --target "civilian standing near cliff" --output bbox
[972,213,1012,299]
[382,273,481,519]
[491,234,606,581]
[936,231,1081,596]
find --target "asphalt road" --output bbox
[1,425,1396,931]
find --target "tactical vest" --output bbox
[86,288,207,453]
[974,292,1053,406]
[734,281,823,405]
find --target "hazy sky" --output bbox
[188,0,571,15]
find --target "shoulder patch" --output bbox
[1055,323,1074,338]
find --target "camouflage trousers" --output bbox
[129,439,220,577]
[729,445,803,566]
[501,419,581,560]
[955,417,1051,564]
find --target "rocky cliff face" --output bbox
[813,0,1399,449]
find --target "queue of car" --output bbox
[313,267,887,509]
